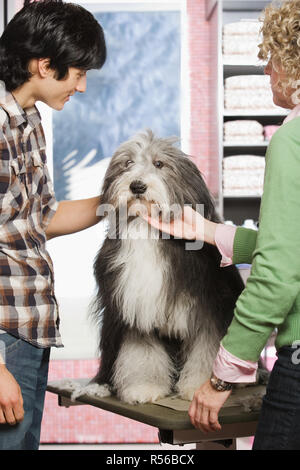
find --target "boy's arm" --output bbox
[45,196,102,240]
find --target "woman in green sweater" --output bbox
[144,0,300,450]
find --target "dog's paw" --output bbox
[177,389,195,401]
[176,375,209,401]
[71,383,111,401]
[119,384,170,404]
[52,379,82,392]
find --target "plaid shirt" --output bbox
[0,82,62,348]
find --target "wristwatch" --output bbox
[210,373,233,392]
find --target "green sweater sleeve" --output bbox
[222,117,300,362]
[232,227,258,265]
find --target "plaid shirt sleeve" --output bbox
[41,162,59,230]
[35,126,59,230]
[0,121,11,202]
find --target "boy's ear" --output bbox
[30,58,52,78]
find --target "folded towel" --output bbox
[225,75,270,90]
[223,154,265,196]
[223,37,260,57]
[223,155,265,170]
[223,21,261,37]
[224,88,277,111]
[224,120,264,142]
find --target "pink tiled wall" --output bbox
[187,0,219,195]
[41,359,159,444]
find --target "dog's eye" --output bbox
[154,160,164,169]
[125,160,134,168]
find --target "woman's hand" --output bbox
[188,379,232,432]
[140,205,217,245]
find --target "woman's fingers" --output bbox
[140,207,202,240]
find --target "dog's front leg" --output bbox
[176,331,219,401]
[112,330,175,404]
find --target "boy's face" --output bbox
[40,67,87,110]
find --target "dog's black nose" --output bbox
[130,180,147,194]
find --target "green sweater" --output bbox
[222,117,300,362]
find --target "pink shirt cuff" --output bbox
[215,224,237,267]
[213,344,258,383]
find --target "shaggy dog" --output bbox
[82,130,246,405]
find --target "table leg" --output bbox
[196,439,236,450]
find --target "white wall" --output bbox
[47,158,110,360]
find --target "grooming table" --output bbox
[47,379,265,450]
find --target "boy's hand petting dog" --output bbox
[141,205,217,246]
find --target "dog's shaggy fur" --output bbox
[79,130,246,404]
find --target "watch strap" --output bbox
[210,373,233,391]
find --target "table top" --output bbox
[47,378,264,431]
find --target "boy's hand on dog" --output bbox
[188,379,232,432]
[0,365,24,425]
[142,206,211,242]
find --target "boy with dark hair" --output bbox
[0,0,106,449]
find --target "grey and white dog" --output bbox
[89,130,244,404]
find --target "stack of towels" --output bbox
[224,120,264,143]
[223,20,261,63]
[224,120,281,143]
[224,75,283,113]
[223,155,265,196]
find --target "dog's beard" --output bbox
[103,185,186,242]
[127,197,160,219]
[125,197,183,225]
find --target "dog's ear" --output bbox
[179,154,221,223]
[194,170,219,221]
[96,195,111,221]
[193,177,220,222]
[97,164,115,221]
[98,154,121,207]
[201,193,220,222]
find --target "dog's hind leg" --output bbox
[112,330,176,404]
[176,331,219,401]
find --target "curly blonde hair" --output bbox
[258,0,300,96]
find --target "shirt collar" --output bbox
[283,103,300,125]
[0,80,41,129]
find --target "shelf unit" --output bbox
[207,0,287,226]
